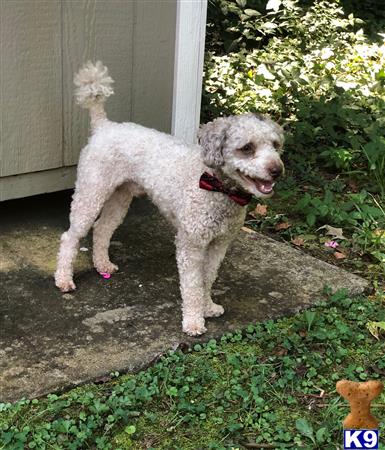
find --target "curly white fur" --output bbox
[55,62,284,336]
[74,61,114,129]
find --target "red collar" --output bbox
[199,172,252,207]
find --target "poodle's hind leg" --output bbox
[92,182,134,274]
[55,179,118,292]
[203,239,231,318]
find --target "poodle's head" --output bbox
[198,113,284,198]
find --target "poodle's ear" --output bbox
[198,117,230,168]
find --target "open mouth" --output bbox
[238,172,275,195]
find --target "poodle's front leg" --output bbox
[203,239,231,318]
[176,237,207,336]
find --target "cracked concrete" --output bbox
[0,191,368,402]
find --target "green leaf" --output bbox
[316,427,327,443]
[371,252,385,263]
[296,418,315,442]
[244,9,260,17]
[261,22,278,30]
[124,425,136,435]
[167,386,178,397]
[305,311,316,331]
[296,194,311,209]
[318,205,329,217]
[306,213,316,227]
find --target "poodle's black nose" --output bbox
[269,164,283,179]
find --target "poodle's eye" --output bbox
[273,140,280,150]
[239,143,254,155]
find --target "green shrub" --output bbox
[203,0,385,190]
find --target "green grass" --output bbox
[1,290,384,449]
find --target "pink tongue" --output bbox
[255,179,273,194]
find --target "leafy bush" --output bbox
[204,0,385,277]
[340,0,385,39]
[203,0,385,190]
[294,189,384,228]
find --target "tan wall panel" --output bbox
[0,0,180,201]
[0,167,77,202]
[0,0,63,177]
[62,0,134,166]
[131,0,176,133]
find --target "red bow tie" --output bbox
[199,172,252,207]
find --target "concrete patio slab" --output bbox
[0,191,368,402]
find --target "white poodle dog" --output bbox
[55,61,284,336]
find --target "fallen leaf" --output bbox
[94,375,111,384]
[334,251,346,259]
[177,342,190,353]
[317,224,347,240]
[348,180,359,193]
[275,222,291,231]
[274,347,288,356]
[241,226,256,234]
[254,204,268,216]
[291,237,305,246]
[366,321,385,340]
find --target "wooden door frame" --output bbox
[171,0,207,144]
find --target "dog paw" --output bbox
[55,278,76,292]
[183,317,207,336]
[204,302,224,318]
[94,261,119,274]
